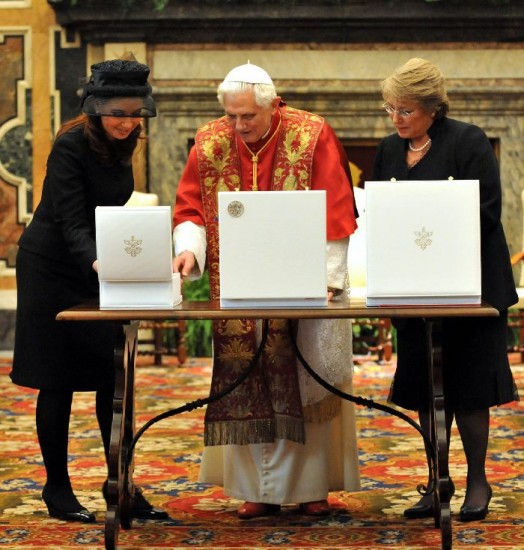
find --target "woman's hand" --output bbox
[92,259,99,273]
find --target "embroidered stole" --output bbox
[195,107,324,446]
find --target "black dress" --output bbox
[373,117,519,411]
[10,128,134,391]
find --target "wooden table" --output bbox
[57,298,498,550]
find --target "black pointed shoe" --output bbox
[459,485,492,522]
[403,498,435,519]
[130,486,169,520]
[102,481,168,521]
[404,479,455,519]
[42,486,95,523]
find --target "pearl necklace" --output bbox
[409,137,432,152]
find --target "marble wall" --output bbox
[148,47,524,264]
[0,34,30,273]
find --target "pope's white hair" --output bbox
[217,81,277,109]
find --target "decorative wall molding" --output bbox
[47,1,524,45]
[0,27,32,277]
[0,0,31,8]
[151,48,524,82]
[50,27,87,133]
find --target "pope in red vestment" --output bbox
[173,62,360,519]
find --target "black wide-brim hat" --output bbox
[82,59,156,118]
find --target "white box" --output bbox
[218,191,328,308]
[95,206,182,309]
[365,180,481,306]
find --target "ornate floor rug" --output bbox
[0,353,522,550]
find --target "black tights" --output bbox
[416,407,490,508]
[36,388,113,503]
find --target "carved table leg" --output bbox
[104,321,138,550]
[426,318,453,550]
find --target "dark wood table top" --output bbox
[56,298,499,322]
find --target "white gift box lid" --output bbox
[364,180,481,306]
[95,206,181,309]
[218,190,327,308]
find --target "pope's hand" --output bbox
[173,250,196,278]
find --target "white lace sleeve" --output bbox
[173,221,207,280]
[327,236,349,291]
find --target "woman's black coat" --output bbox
[11,127,134,391]
[372,116,518,411]
[373,116,517,312]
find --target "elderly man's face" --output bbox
[223,90,279,143]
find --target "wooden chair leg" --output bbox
[137,321,188,366]
[519,312,524,363]
[153,325,164,366]
[382,319,393,362]
[176,319,187,366]
[352,318,393,362]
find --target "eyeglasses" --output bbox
[382,103,416,118]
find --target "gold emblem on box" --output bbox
[227,200,244,217]
[124,235,142,257]
[414,227,433,250]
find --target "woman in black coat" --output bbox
[10,57,167,523]
[373,58,519,522]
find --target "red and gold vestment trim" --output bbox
[194,107,324,446]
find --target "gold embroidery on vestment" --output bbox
[218,319,250,336]
[217,337,254,366]
[194,108,325,446]
[204,416,306,446]
[201,134,232,174]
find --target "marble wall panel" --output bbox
[0,36,23,125]
[148,49,524,278]
[53,29,87,126]
[0,34,29,271]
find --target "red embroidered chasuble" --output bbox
[192,107,333,446]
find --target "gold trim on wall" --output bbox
[0,1,31,8]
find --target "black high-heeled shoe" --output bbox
[42,485,95,523]
[131,487,169,520]
[404,478,455,519]
[459,485,492,522]
[102,481,168,520]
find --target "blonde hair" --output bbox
[381,57,449,119]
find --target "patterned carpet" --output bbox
[0,352,523,550]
